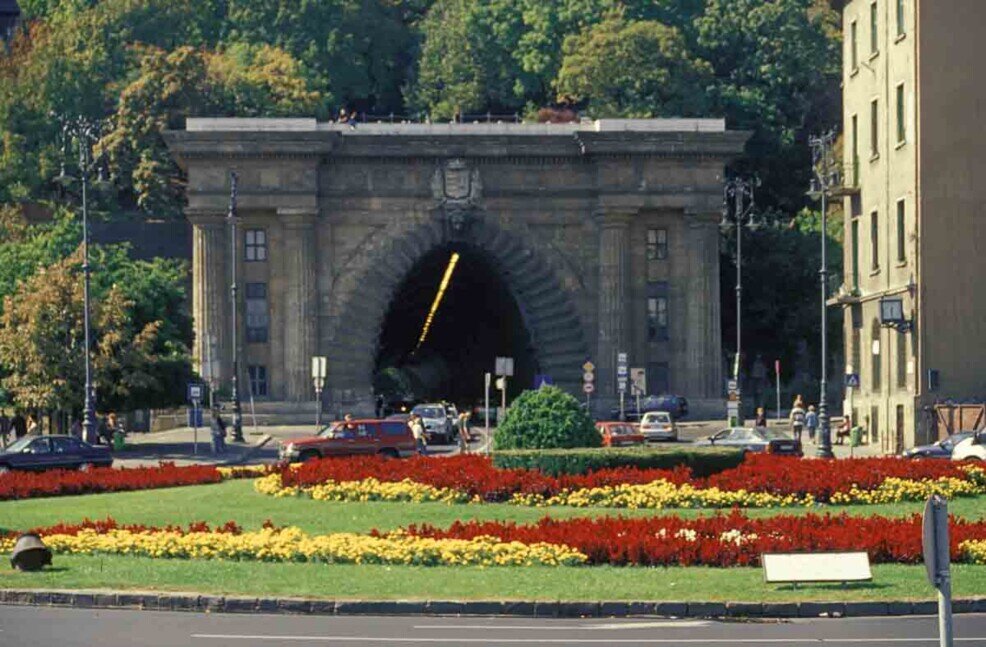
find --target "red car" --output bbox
[596,421,645,447]
[279,419,416,461]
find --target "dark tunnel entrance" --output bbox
[373,245,538,411]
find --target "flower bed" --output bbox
[0,462,267,501]
[258,454,986,509]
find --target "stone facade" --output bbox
[165,119,748,416]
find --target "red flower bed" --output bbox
[279,454,688,502]
[0,517,247,540]
[0,463,224,501]
[701,454,977,501]
[402,512,986,566]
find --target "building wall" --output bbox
[916,0,986,411]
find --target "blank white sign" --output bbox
[762,551,872,583]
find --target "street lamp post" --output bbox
[58,116,106,443]
[808,131,839,459]
[227,171,244,443]
[720,177,760,400]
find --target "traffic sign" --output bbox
[617,379,627,392]
[583,372,595,383]
[495,356,514,377]
[617,352,628,364]
[582,360,595,373]
[534,374,553,388]
[583,382,595,394]
[187,382,203,403]
[845,373,861,388]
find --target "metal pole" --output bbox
[812,132,835,459]
[484,372,490,453]
[619,390,625,421]
[80,139,97,445]
[228,171,244,442]
[501,377,507,417]
[315,385,323,430]
[934,497,954,647]
[735,186,743,382]
[776,361,781,421]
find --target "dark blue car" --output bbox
[0,435,112,473]
[903,431,975,459]
[611,395,689,421]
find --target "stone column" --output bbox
[684,211,723,399]
[190,213,229,386]
[280,209,319,401]
[595,210,633,411]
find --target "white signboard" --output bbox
[311,356,327,379]
[630,368,646,394]
[762,552,872,584]
[495,356,515,377]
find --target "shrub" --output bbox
[492,446,745,477]
[493,386,599,450]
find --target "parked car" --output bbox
[952,431,986,461]
[411,403,455,444]
[693,427,802,456]
[903,431,975,459]
[595,421,645,447]
[385,413,411,423]
[279,419,416,461]
[0,435,112,473]
[638,411,678,442]
[611,394,689,421]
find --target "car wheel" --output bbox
[0,465,8,475]
[78,462,95,472]
[378,448,399,459]
[299,450,321,462]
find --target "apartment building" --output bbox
[836,0,986,451]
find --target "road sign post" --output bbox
[484,372,491,454]
[775,359,781,421]
[187,382,203,456]
[582,360,595,409]
[311,356,327,430]
[923,495,954,647]
[495,357,513,419]
[617,352,628,420]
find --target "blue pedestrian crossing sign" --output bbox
[845,373,861,388]
[534,374,554,389]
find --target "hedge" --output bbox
[491,446,745,477]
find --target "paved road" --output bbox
[1,606,983,646]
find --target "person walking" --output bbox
[789,395,806,442]
[409,413,426,456]
[457,410,471,453]
[805,405,819,444]
[210,408,227,457]
[0,409,9,449]
[11,411,26,440]
[754,406,768,431]
[26,414,39,436]
[69,418,82,439]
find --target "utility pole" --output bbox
[808,131,839,459]
[227,171,244,443]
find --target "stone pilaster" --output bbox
[684,211,723,398]
[280,209,319,401]
[190,213,229,385]
[595,210,634,409]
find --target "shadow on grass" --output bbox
[773,581,890,592]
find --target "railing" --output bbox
[341,112,524,125]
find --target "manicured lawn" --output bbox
[1,555,983,602]
[2,480,986,535]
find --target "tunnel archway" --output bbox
[327,216,590,414]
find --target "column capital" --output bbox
[186,209,226,228]
[278,207,318,229]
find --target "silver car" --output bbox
[694,427,803,456]
[411,403,453,444]
[639,411,678,442]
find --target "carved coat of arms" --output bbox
[432,159,482,237]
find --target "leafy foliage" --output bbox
[492,445,744,477]
[494,386,600,450]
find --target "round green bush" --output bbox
[493,385,600,450]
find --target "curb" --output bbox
[3,589,985,618]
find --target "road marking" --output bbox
[191,634,986,644]
[412,621,711,630]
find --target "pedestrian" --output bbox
[210,408,227,456]
[375,395,385,419]
[70,418,82,439]
[457,410,471,453]
[26,414,39,436]
[754,406,767,431]
[805,405,819,443]
[0,409,9,449]
[11,410,26,439]
[789,395,806,442]
[409,413,427,456]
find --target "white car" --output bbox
[639,411,678,442]
[951,432,986,461]
[411,403,453,444]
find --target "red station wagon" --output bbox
[595,421,645,448]
[279,419,416,461]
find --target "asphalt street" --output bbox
[2,606,985,647]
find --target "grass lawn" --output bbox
[2,555,984,602]
[3,480,986,535]
[2,481,985,603]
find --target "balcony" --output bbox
[827,283,862,307]
[831,157,861,198]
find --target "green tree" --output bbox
[555,15,712,118]
[494,386,600,450]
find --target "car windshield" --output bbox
[3,436,33,453]
[413,407,443,419]
[642,412,671,424]
[760,428,793,441]
[319,422,354,438]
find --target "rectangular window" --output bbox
[896,331,907,389]
[896,83,906,144]
[245,229,267,262]
[647,362,670,395]
[870,211,879,271]
[871,405,880,442]
[248,365,268,397]
[896,200,906,262]
[850,20,858,70]
[646,228,668,260]
[870,2,879,55]
[647,297,669,341]
[851,114,859,185]
[896,0,905,37]
[245,282,269,343]
[870,99,879,157]
[851,218,860,287]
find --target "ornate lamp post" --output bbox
[227,171,244,442]
[57,116,108,443]
[807,130,839,459]
[720,176,760,409]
